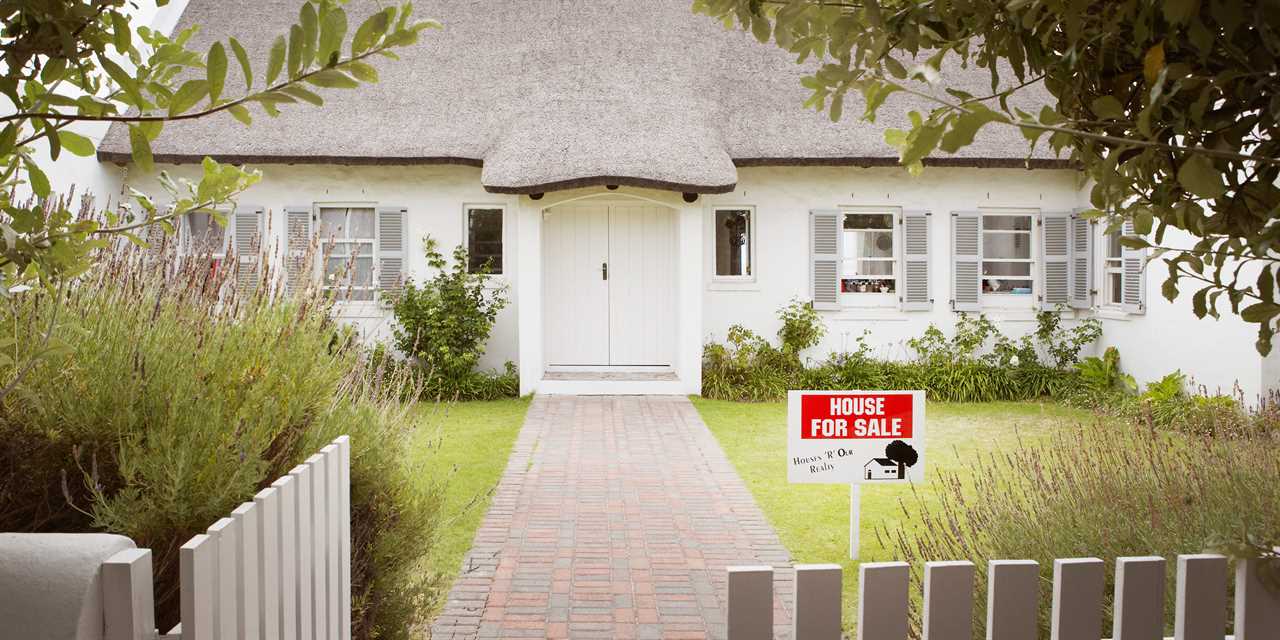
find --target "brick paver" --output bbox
[430,395,794,639]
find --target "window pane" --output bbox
[714,209,751,277]
[319,208,347,239]
[983,262,1032,277]
[983,232,1031,259]
[847,229,893,259]
[843,259,895,277]
[1107,231,1123,258]
[844,213,893,230]
[187,211,224,254]
[467,208,503,274]
[842,278,895,293]
[348,208,375,238]
[324,256,349,285]
[984,279,1034,294]
[353,257,374,287]
[1109,272,1123,304]
[983,214,1032,231]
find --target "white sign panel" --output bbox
[787,389,926,484]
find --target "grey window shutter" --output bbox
[899,210,931,311]
[284,206,313,294]
[1121,219,1147,314]
[1039,211,1071,310]
[950,211,982,312]
[1068,212,1094,309]
[810,209,842,311]
[233,206,264,293]
[377,206,408,298]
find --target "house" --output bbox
[864,459,902,481]
[68,0,1275,398]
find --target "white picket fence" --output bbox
[728,554,1280,639]
[101,436,351,640]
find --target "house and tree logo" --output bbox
[863,439,919,480]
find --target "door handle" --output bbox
[601,262,608,280]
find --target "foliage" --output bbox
[388,237,512,400]
[1,0,435,289]
[776,297,826,353]
[880,418,1280,635]
[694,0,1280,354]
[0,241,445,639]
[1074,346,1138,394]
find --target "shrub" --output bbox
[1074,346,1137,394]
[879,418,1280,636]
[0,244,444,639]
[776,298,826,354]
[388,237,514,400]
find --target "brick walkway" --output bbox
[430,395,793,639]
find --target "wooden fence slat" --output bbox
[323,444,341,640]
[923,561,974,640]
[181,534,217,640]
[1175,554,1228,640]
[987,560,1039,640]
[290,464,314,640]
[337,436,352,640]
[726,566,773,640]
[255,488,281,640]
[1235,554,1280,639]
[793,564,841,639]
[232,502,261,640]
[857,562,909,640]
[1113,556,1164,640]
[271,475,298,640]
[207,517,239,640]
[103,548,155,640]
[1051,558,1105,640]
[308,453,328,638]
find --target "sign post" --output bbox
[787,390,926,560]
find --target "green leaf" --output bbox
[1191,287,1209,319]
[110,11,131,54]
[1258,266,1276,304]
[229,37,252,91]
[168,79,209,116]
[129,125,154,172]
[1090,95,1125,120]
[300,3,319,69]
[318,7,348,66]
[345,61,379,83]
[1241,302,1280,323]
[750,14,771,43]
[267,35,287,84]
[1177,153,1227,199]
[280,85,324,105]
[287,24,304,79]
[882,56,907,79]
[940,107,1003,153]
[57,130,95,157]
[352,9,392,55]
[829,93,843,122]
[206,42,227,104]
[24,158,50,198]
[228,103,253,125]
[1143,42,1165,85]
[1164,0,1200,25]
[98,56,144,107]
[305,69,359,89]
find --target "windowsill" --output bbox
[332,300,388,318]
[707,277,758,291]
[839,293,898,308]
[1095,307,1131,321]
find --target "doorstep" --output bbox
[537,366,687,395]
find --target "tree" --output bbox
[884,438,918,478]
[0,0,437,395]
[694,0,1280,354]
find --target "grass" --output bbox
[690,397,1092,630]
[405,397,532,601]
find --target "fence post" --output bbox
[206,517,239,640]
[272,474,299,640]
[255,487,281,640]
[857,562,909,640]
[308,453,328,638]
[1234,554,1280,639]
[336,436,352,640]
[1113,556,1164,640]
[290,464,314,640]
[231,502,260,640]
[923,561,974,640]
[793,564,841,640]
[181,534,217,640]
[1175,554,1228,640]
[726,566,773,640]
[323,444,341,640]
[103,548,156,640]
[987,560,1039,640]
[1051,558,1104,640]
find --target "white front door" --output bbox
[543,202,676,367]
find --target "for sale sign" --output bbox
[787,390,926,484]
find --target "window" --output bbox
[713,208,752,277]
[1104,229,1123,305]
[982,213,1034,295]
[182,210,230,273]
[317,206,376,301]
[466,207,503,274]
[841,212,895,294]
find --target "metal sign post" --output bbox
[849,484,861,560]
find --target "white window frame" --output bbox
[839,206,900,307]
[709,205,757,284]
[1101,227,1125,308]
[180,209,232,262]
[314,202,379,302]
[980,208,1038,308]
[462,203,507,278]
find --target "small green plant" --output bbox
[389,237,512,399]
[1075,346,1137,394]
[776,298,826,354]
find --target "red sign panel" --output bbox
[799,393,914,439]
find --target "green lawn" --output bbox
[404,397,532,590]
[691,397,1091,630]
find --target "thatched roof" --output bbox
[98,0,1069,194]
